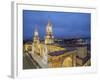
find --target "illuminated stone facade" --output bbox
[32,28,48,66]
[45,20,54,44]
[31,21,77,68]
[48,46,77,68]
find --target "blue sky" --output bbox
[23,10,91,40]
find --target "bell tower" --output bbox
[33,28,40,44]
[45,20,54,44]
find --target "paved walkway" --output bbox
[31,53,48,68]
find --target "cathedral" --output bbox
[31,20,78,68]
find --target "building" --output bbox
[45,20,54,44]
[24,42,32,53]
[31,20,78,68]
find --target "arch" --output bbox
[62,57,72,67]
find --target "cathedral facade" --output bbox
[31,20,77,68]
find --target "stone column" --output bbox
[73,51,77,67]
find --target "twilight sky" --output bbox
[23,10,91,40]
